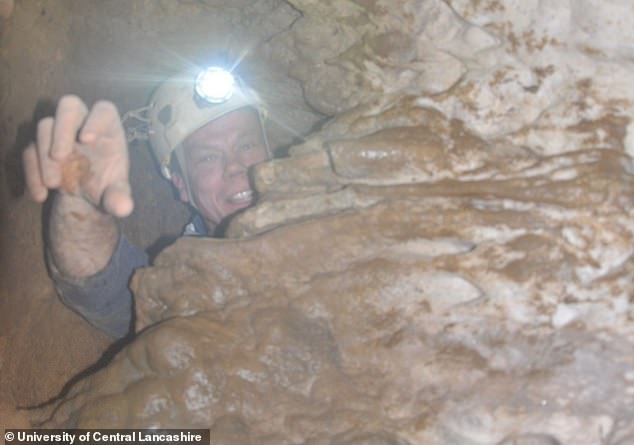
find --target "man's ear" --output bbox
[170,172,190,203]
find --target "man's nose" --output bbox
[224,151,247,177]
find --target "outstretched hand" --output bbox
[23,95,133,218]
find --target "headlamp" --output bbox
[194,67,236,104]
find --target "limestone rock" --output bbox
[36,94,634,443]
[267,0,634,155]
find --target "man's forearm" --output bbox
[48,194,119,279]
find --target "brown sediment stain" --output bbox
[484,19,511,41]
[483,0,505,13]
[433,80,479,113]
[489,68,509,88]
[576,77,593,92]
[431,79,477,105]
[346,95,449,136]
[520,65,556,94]
[566,114,629,150]
[507,29,520,52]
[458,0,504,18]
[506,29,560,53]
[434,342,488,369]
[523,84,539,94]
[512,109,629,153]
[522,30,560,53]
[581,45,605,57]
[534,64,555,81]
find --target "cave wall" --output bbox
[1,0,634,443]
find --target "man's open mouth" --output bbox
[228,190,253,204]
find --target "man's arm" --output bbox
[23,95,139,337]
[49,232,148,339]
[48,194,119,278]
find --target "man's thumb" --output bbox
[102,181,134,218]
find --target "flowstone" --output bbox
[34,95,634,444]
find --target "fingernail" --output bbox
[33,188,48,202]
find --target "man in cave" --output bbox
[22,66,272,339]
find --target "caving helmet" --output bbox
[143,66,270,180]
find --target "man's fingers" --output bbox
[102,181,134,218]
[79,101,124,146]
[36,117,62,188]
[23,144,48,202]
[51,95,88,160]
[27,97,130,213]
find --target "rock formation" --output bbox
[27,1,634,444]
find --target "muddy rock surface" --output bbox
[8,0,634,444]
[36,94,634,443]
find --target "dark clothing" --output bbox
[50,215,207,338]
[50,234,148,338]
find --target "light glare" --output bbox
[195,67,235,103]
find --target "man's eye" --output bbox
[239,142,255,151]
[200,153,221,163]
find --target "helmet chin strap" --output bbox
[173,145,200,213]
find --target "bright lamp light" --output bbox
[194,67,235,104]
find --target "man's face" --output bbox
[174,107,269,231]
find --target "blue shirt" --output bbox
[50,215,207,338]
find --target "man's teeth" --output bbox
[230,190,253,202]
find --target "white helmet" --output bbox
[146,67,268,179]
